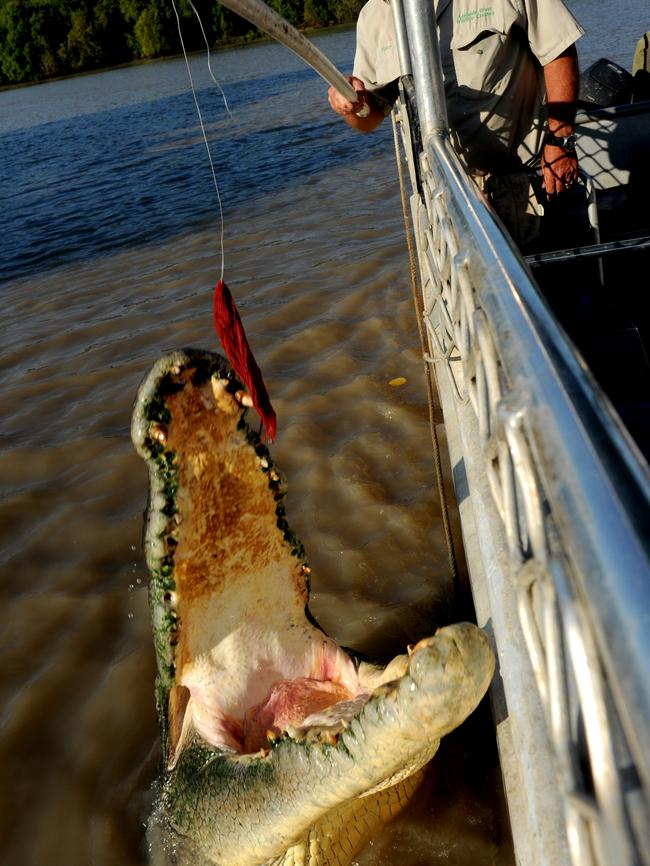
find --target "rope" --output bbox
[391,111,458,585]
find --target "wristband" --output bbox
[544,132,577,151]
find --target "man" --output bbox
[328,0,584,246]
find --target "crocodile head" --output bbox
[132,349,495,866]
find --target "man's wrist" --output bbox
[545,98,577,133]
[546,122,574,136]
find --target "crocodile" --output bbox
[131,349,495,866]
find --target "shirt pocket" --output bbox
[450,11,513,96]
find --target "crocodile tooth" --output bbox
[150,424,167,445]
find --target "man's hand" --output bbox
[542,143,579,196]
[327,76,386,133]
[328,75,368,116]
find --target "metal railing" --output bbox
[393,1,650,865]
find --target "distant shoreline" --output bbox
[0,23,355,93]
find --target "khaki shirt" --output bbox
[353,0,584,172]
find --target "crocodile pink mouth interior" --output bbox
[241,677,358,752]
[179,633,369,756]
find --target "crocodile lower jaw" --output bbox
[157,623,494,866]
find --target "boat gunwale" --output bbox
[392,2,650,862]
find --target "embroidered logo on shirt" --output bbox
[380,43,393,52]
[456,6,493,24]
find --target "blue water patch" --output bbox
[0,67,391,284]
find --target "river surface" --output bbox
[0,3,643,865]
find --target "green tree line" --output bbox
[0,0,365,85]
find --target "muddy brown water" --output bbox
[1,4,636,863]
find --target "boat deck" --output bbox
[528,166,650,460]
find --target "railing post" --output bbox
[390,0,412,76]
[401,0,448,140]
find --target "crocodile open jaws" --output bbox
[132,349,495,866]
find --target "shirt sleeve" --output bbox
[353,0,401,89]
[522,0,584,66]
[353,5,377,87]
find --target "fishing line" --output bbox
[171,0,278,441]
[171,0,230,282]
[185,0,233,118]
